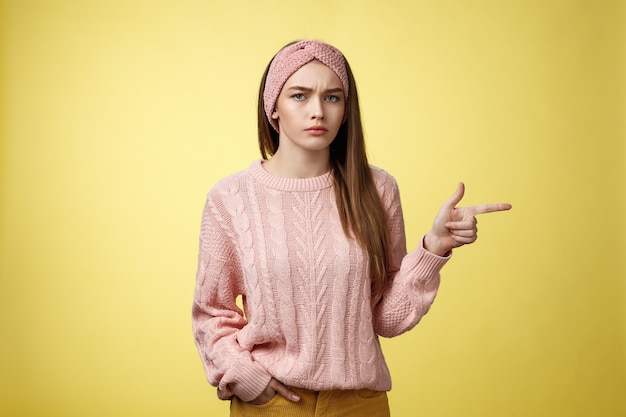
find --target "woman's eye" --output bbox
[292,93,305,100]
[327,95,339,102]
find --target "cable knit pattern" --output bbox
[192,160,450,402]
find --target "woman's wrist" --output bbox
[424,231,450,257]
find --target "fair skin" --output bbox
[425,182,511,256]
[233,60,511,405]
[263,60,345,179]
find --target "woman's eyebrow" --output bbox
[286,86,312,92]
[286,86,344,94]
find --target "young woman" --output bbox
[192,40,511,417]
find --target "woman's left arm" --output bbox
[372,178,511,338]
[371,174,448,337]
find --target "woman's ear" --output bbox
[271,110,279,120]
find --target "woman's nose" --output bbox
[310,98,324,119]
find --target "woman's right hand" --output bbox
[248,378,301,405]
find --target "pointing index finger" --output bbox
[471,203,512,215]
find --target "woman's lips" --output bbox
[305,126,328,136]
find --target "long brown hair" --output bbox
[257,48,391,301]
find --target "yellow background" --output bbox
[1,0,624,416]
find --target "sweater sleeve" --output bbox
[191,193,272,402]
[372,174,450,338]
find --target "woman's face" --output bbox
[272,60,345,156]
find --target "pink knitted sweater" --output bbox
[192,160,450,402]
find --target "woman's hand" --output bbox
[425,182,511,256]
[248,378,301,405]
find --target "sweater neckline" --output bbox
[249,160,334,191]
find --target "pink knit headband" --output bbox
[263,40,350,132]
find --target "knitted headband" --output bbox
[263,40,350,132]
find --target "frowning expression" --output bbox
[271,60,345,156]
